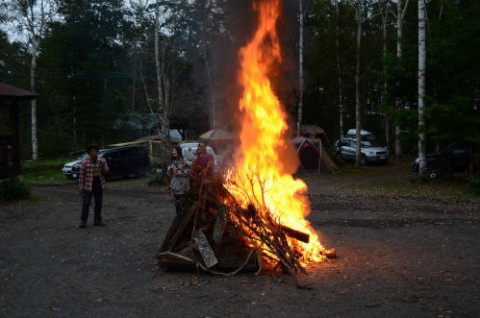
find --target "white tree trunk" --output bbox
[154,2,169,142]
[30,35,38,160]
[296,0,304,136]
[354,0,363,167]
[418,0,427,177]
[163,45,171,112]
[380,1,389,150]
[201,43,216,128]
[394,0,403,157]
[7,0,57,159]
[394,0,410,157]
[335,0,344,139]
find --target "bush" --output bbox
[0,177,31,202]
[467,172,480,195]
[147,161,168,187]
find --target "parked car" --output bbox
[411,140,473,179]
[63,145,150,180]
[335,138,389,165]
[62,151,106,179]
[345,129,377,142]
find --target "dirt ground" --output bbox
[1,170,479,318]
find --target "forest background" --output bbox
[0,0,478,161]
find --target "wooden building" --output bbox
[0,83,37,179]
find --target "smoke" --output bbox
[188,0,300,135]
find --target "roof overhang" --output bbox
[0,82,38,101]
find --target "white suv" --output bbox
[335,138,389,165]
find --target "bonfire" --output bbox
[158,0,334,283]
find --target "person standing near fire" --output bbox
[78,144,109,228]
[190,142,215,184]
[159,146,191,253]
[166,145,190,214]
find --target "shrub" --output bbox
[147,161,168,187]
[467,172,480,195]
[0,177,31,202]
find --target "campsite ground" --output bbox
[1,158,479,317]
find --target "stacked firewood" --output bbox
[158,178,335,282]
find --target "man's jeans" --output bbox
[81,178,103,221]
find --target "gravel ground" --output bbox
[0,173,479,318]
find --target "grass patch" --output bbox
[467,172,480,195]
[320,156,479,201]
[355,179,478,200]
[23,169,69,183]
[22,157,73,171]
[22,158,72,184]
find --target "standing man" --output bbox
[78,145,109,228]
[190,142,215,183]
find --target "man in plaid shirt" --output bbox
[78,145,109,228]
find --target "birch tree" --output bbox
[2,0,57,160]
[335,0,345,139]
[377,0,390,149]
[354,0,364,167]
[154,0,170,144]
[392,0,410,158]
[417,0,427,177]
[296,0,305,136]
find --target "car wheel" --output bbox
[360,155,367,166]
[429,169,438,179]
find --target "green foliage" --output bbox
[0,177,31,202]
[34,0,134,155]
[1,0,479,159]
[23,170,66,183]
[467,173,480,195]
[23,158,69,170]
[22,159,71,183]
[0,30,30,85]
[147,158,168,187]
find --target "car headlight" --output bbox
[368,151,375,155]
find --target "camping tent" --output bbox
[290,137,340,173]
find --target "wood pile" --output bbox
[158,178,335,282]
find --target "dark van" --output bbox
[411,140,475,179]
[68,145,150,180]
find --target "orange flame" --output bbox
[226,0,326,265]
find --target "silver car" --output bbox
[61,150,107,179]
[61,153,89,179]
[335,138,388,165]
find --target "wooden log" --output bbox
[159,202,197,253]
[193,230,219,268]
[213,205,228,244]
[280,225,310,243]
[158,251,195,266]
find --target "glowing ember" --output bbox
[226,0,327,265]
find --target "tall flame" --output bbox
[227,0,326,264]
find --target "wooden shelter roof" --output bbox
[0,82,37,101]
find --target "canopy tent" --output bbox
[199,129,237,156]
[290,137,340,173]
[299,124,329,142]
[199,129,235,142]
